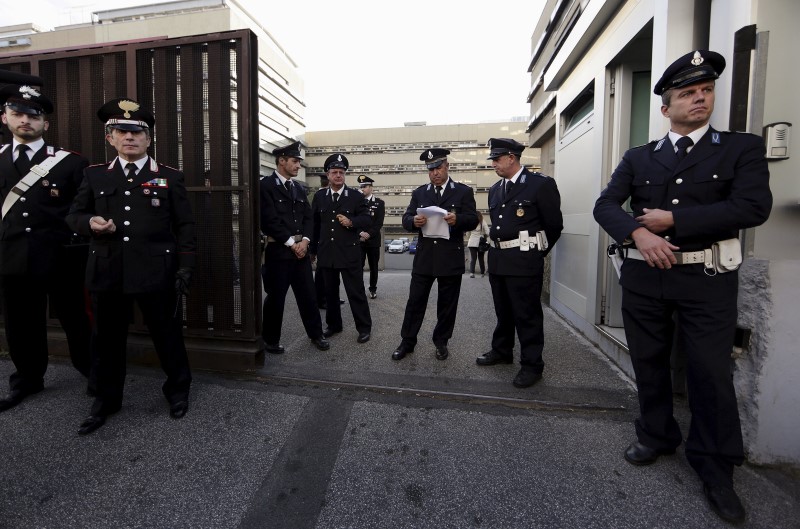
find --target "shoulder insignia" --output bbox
[153,160,181,173]
[0,144,9,154]
[653,138,667,152]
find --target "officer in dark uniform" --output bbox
[0,85,92,412]
[392,149,478,361]
[593,50,772,523]
[260,141,329,353]
[357,174,385,299]
[475,139,562,387]
[310,154,372,344]
[66,98,197,435]
[314,174,330,309]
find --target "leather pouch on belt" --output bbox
[705,238,742,274]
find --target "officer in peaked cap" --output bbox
[419,148,450,169]
[594,49,771,523]
[653,49,725,96]
[67,97,197,435]
[0,84,54,116]
[486,138,525,160]
[357,174,384,299]
[272,141,303,159]
[0,85,92,413]
[323,153,349,172]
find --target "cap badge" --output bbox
[18,85,40,100]
[118,100,140,119]
[427,151,433,159]
[691,51,704,66]
[337,154,342,162]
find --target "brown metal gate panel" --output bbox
[0,30,263,367]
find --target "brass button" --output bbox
[671,199,679,205]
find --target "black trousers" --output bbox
[621,286,743,487]
[360,245,380,292]
[262,257,324,344]
[468,247,486,275]
[314,267,326,308]
[399,273,462,348]
[1,266,92,393]
[321,266,371,334]
[489,273,544,373]
[90,288,191,416]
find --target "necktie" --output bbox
[125,162,137,177]
[675,136,694,161]
[504,180,512,200]
[332,192,339,203]
[284,180,292,193]
[435,185,442,199]
[14,145,31,176]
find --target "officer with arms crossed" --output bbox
[392,149,478,362]
[260,141,330,353]
[67,98,197,435]
[475,139,562,388]
[0,85,92,412]
[357,174,385,299]
[593,50,772,523]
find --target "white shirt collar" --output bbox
[117,156,148,172]
[509,167,524,184]
[668,124,710,152]
[12,138,45,159]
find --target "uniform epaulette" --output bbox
[528,171,550,178]
[54,147,82,155]
[87,162,108,168]
[156,161,180,171]
[632,140,658,150]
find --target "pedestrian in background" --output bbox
[476,138,563,388]
[311,153,372,344]
[466,210,490,278]
[67,98,196,435]
[0,85,92,412]
[357,174,385,299]
[593,50,772,524]
[392,148,478,362]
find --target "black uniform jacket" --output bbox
[362,195,385,249]
[67,157,196,294]
[260,172,313,261]
[0,143,88,276]
[593,128,772,298]
[402,179,478,276]
[487,168,563,276]
[311,186,371,268]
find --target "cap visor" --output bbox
[4,102,43,115]
[111,123,147,132]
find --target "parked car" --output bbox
[397,237,410,251]
[387,239,405,253]
[408,237,418,254]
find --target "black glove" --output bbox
[175,267,192,296]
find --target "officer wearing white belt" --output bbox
[476,138,563,389]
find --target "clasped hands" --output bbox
[632,208,679,269]
[90,216,116,235]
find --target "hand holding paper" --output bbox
[416,206,450,239]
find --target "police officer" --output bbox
[310,154,372,343]
[392,149,478,361]
[0,85,92,412]
[260,141,329,353]
[357,174,385,299]
[66,98,197,435]
[476,139,563,388]
[593,50,772,523]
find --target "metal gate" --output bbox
[0,30,264,370]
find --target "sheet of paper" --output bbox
[417,206,450,239]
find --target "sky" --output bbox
[2,0,545,131]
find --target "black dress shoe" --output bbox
[512,370,542,388]
[265,343,285,354]
[170,400,189,419]
[369,291,377,299]
[623,441,675,466]
[0,387,42,412]
[704,483,745,523]
[476,350,513,366]
[435,345,449,360]
[311,337,330,351]
[357,332,371,343]
[78,415,107,435]
[323,328,342,338]
[339,299,346,304]
[392,345,413,361]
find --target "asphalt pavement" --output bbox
[1,260,798,529]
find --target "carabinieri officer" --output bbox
[67,98,197,435]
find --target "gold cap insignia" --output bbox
[118,100,140,119]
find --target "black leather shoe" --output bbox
[392,345,413,361]
[435,345,449,360]
[323,328,342,338]
[369,291,377,299]
[704,483,745,524]
[78,415,107,435]
[311,337,330,351]
[357,332,371,343]
[265,343,285,354]
[623,441,675,466]
[0,387,42,412]
[170,400,189,419]
[339,299,346,305]
[476,350,513,366]
[512,370,542,388]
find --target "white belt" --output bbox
[626,248,707,265]
[266,234,303,243]
[494,238,540,250]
